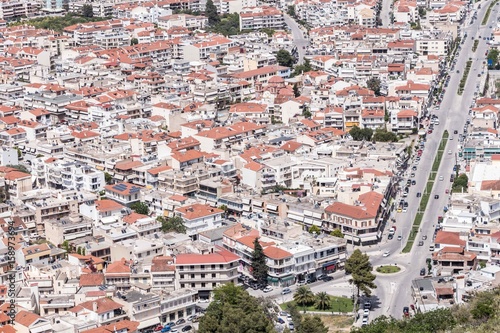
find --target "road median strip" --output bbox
[458,60,472,95]
[402,131,448,253]
[482,0,499,25]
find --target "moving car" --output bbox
[434,195,439,199]
[281,288,292,295]
[420,268,426,276]
[383,251,391,257]
[263,286,273,293]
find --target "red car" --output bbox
[445,189,449,194]
[428,130,433,134]
[154,326,163,332]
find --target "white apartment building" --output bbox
[239,6,285,31]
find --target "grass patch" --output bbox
[317,315,354,333]
[280,296,353,313]
[458,60,473,95]
[483,0,499,25]
[472,39,479,52]
[376,265,401,273]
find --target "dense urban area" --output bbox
[2,0,500,331]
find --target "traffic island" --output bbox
[458,60,472,95]
[402,131,448,253]
[375,265,402,274]
[482,0,499,25]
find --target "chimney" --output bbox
[92,302,98,312]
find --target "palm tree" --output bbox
[293,286,315,308]
[314,292,331,311]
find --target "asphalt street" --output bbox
[366,1,499,323]
[283,13,308,63]
[380,0,393,27]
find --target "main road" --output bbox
[283,13,308,63]
[369,0,499,322]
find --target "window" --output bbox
[212,283,216,287]
[201,274,205,278]
[201,282,206,287]
[191,274,195,278]
[180,274,184,279]
[191,283,195,287]
[181,283,185,288]
[212,273,216,278]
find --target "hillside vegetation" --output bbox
[352,288,500,333]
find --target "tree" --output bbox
[314,292,331,311]
[488,48,499,69]
[130,38,138,45]
[205,0,220,25]
[349,126,373,141]
[14,146,22,158]
[366,77,381,96]
[293,286,315,307]
[308,225,321,235]
[251,238,268,285]
[293,83,300,97]
[104,172,113,185]
[81,4,94,18]
[130,202,149,215]
[76,247,82,255]
[62,240,70,253]
[302,107,312,118]
[372,128,398,142]
[452,173,468,193]
[158,216,186,233]
[292,59,312,77]
[298,315,328,333]
[6,164,29,174]
[199,284,275,333]
[287,5,296,17]
[330,229,344,238]
[345,249,376,297]
[276,49,294,67]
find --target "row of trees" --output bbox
[354,288,500,333]
[198,284,329,333]
[349,126,399,142]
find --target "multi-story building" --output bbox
[0,0,38,20]
[239,6,284,31]
[175,203,224,238]
[175,248,239,298]
[44,213,93,245]
[324,191,386,245]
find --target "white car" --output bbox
[383,251,390,257]
[263,286,273,293]
[439,176,444,181]
[363,309,369,317]
[402,207,407,213]
[362,317,369,325]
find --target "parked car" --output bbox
[281,287,292,295]
[323,276,333,282]
[187,315,196,322]
[278,318,285,324]
[175,319,185,326]
[364,301,372,310]
[263,286,273,293]
[181,326,192,332]
[420,268,426,276]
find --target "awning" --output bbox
[243,205,251,211]
[138,317,160,329]
[322,260,337,267]
[304,218,314,225]
[242,198,251,204]
[267,277,279,282]
[281,275,295,281]
[359,235,379,242]
[288,213,304,221]
[266,204,278,211]
[253,200,263,207]
[312,212,322,219]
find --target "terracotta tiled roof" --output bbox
[175,248,240,265]
[79,273,105,287]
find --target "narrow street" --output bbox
[283,13,308,63]
[379,0,393,27]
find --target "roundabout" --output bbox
[374,264,405,275]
